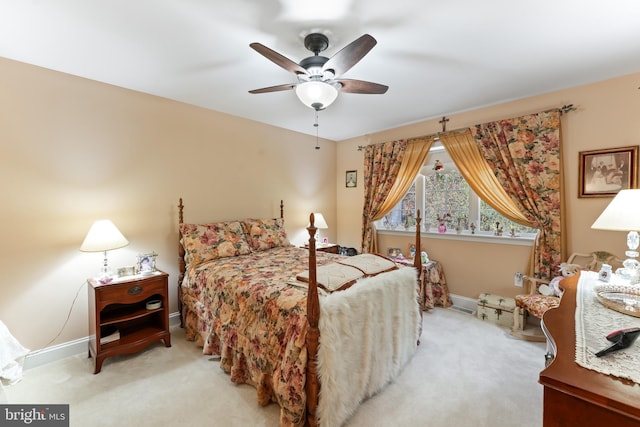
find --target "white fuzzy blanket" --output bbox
[0,320,29,385]
[316,267,420,427]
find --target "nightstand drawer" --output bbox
[96,275,165,304]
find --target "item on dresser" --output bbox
[598,263,613,282]
[595,327,640,357]
[594,281,640,317]
[177,199,423,427]
[477,293,524,330]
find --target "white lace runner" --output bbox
[575,271,640,384]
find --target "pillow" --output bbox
[337,254,397,276]
[296,263,364,292]
[180,221,252,267]
[241,218,290,251]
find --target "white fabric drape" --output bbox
[0,320,30,385]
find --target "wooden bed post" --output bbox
[413,209,422,270]
[306,213,320,427]
[413,210,424,344]
[178,198,185,327]
[280,200,284,219]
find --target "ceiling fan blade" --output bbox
[322,34,377,77]
[249,42,308,75]
[249,83,296,94]
[337,79,388,94]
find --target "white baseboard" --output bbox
[23,312,182,370]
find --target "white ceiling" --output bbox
[1,1,640,141]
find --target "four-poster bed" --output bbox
[177,198,423,426]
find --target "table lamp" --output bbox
[591,189,640,284]
[308,213,328,244]
[80,219,129,282]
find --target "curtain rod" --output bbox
[357,104,575,151]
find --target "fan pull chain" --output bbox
[314,110,320,150]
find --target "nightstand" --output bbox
[88,271,171,374]
[303,243,340,254]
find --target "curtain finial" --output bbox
[560,104,576,115]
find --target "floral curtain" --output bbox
[440,129,532,227]
[359,142,397,253]
[470,110,564,280]
[361,140,406,254]
[361,137,433,254]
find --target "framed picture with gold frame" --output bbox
[578,146,638,198]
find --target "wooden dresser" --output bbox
[539,273,640,426]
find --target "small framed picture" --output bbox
[578,146,638,198]
[137,252,158,275]
[117,266,137,278]
[346,170,357,188]
[387,247,402,259]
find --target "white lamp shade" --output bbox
[591,189,640,231]
[308,213,328,229]
[80,220,129,252]
[295,81,339,110]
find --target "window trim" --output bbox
[377,228,535,247]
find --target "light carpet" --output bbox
[1,308,546,426]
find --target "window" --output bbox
[424,171,470,229]
[376,146,538,237]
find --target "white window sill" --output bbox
[376,228,535,247]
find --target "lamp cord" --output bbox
[28,280,87,356]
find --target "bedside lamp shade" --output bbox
[312,213,328,230]
[81,220,129,282]
[308,213,329,244]
[591,189,640,284]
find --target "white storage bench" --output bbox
[477,292,524,330]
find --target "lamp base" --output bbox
[616,268,640,285]
[97,269,114,284]
[616,233,640,285]
[97,251,115,284]
[615,255,640,285]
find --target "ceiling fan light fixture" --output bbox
[295,80,339,111]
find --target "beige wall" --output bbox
[0,57,337,350]
[337,72,640,301]
[3,53,639,352]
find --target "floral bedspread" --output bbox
[181,245,342,427]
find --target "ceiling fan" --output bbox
[249,33,388,111]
